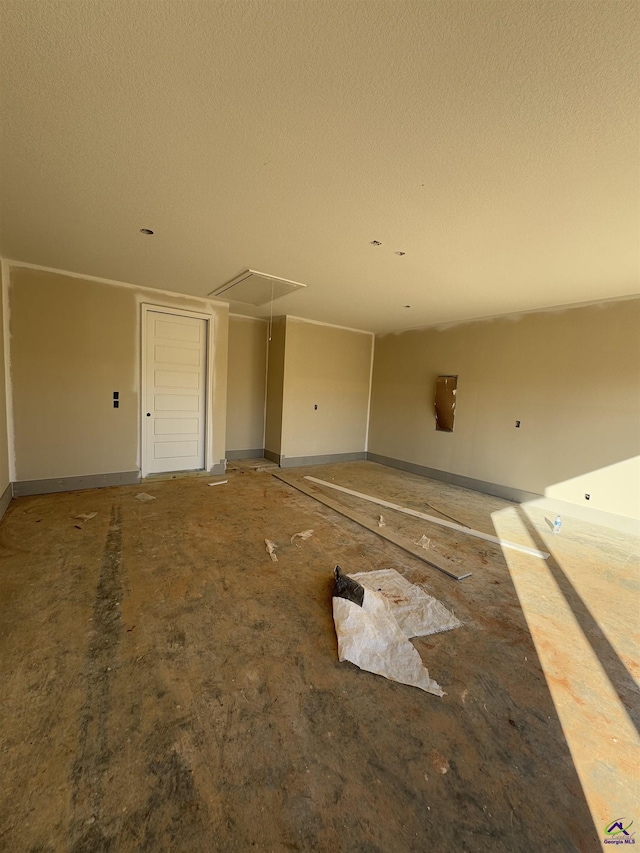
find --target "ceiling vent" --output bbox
[208,269,307,306]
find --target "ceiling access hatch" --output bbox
[208,269,307,306]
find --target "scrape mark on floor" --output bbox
[68,503,123,852]
[119,747,206,848]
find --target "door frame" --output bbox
[140,303,214,477]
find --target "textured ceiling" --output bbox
[1,0,638,333]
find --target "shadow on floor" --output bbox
[515,506,639,735]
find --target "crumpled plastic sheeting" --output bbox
[332,569,461,696]
[350,569,461,639]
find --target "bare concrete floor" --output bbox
[0,461,637,852]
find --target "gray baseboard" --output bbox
[13,471,141,497]
[366,452,640,534]
[209,461,227,475]
[225,449,264,460]
[264,449,281,464]
[366,452,540,503]
[0,482,12,519]
[280,451,367,468]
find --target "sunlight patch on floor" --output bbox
[491,503,639,851]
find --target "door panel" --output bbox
[155,319,201,341]
[154,440,199,459]
[145,311,207,474]
[154,418,199,435]
[155,345,200,365]
[154,369,200,388]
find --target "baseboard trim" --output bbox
[13,471,141,497]
[225,449,264,460]
[209,462,227,476]
[366,453,538,503]
[366,452,640,535]
[264,449,280,464]
[0,482,12,519]
[280,451,367,468]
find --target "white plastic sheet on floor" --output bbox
[332,569,461,696]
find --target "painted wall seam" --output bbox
[6,259,229,311]
[1,259,16,483]
[284,314,375,336]
[364,334,375,452]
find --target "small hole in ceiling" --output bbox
[370,240,382,246]
[395,251,406,256]
[404,305,411,309]
[140,228,154,235]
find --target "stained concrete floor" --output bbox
[0,460,637,852]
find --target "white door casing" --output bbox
[142,307,209,475]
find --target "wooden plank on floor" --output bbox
[304,475,550,560]
[272,471,472,581]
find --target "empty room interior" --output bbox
[0,1,638,851]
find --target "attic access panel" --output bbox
[208,270,307,306]
[434,375,458,432]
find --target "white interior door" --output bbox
[144,310,207,474]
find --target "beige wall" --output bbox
[226,316,267,453]
[280,318,373,460]
[0,265,11,495]
[264,317,286,457]
[369,299,640,520]
[10,267,228,482]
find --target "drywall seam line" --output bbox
[284,314,375,337]
[273,472,471,580]
[280,317,289,458]
[386,292,640,337]
[229,313,268,322]
[6,259,229,310]
[205,311,214,474]
[304,475,550,559]
[364,333,375,452]
[1,259,16,483]
[139,303,149,477]
[262,317,269,451]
